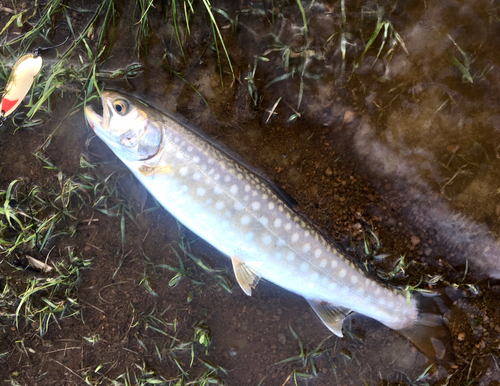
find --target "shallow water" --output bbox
[1,0,500,385]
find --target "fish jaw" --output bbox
[84,105,102,132]
[84,103,132,160]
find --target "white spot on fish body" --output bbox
[225,210,232,218]
[286,252,295,262]
[224,176,231,182]
[286,212,291,219]
[331,260,338,269]
[268,202,275,210]
[245,232,254,241]
[234,202,244,211]
[319,259,327,268]
[214,174,220,181]
[302,244,311,253]
[205,198,212,206]
[230,185,238,194]
[240,216,251,225]
[193,172,201,181]
[291,233,299,243]
[192,156,200,163]
[314,249,322,259]
[375,288,381,296]
[300,262,309,272]
[262,194,268,200]
[339,269,346,278]
[175,152,184,160]
[215,201,225,210]
[237,173,243,180]
[179,167,188,176]
[351,276,358,285]
[357,287,365,295]
[214,186,223,195]
[187,146,193,152]
[304,231,310,238]
[262,235,272,245]
[259,217,268,226]
[252,202,260,211]
[274,219,282,228]
[180,185,188,193]
[245,184,251,192]
[285,223,292,231]
[278,205,284,212]
[197,187,206,196]
[243,195,249,201]
[310,272,319,281]
[252,191,258,197]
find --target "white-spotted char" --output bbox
[84,91,453,362]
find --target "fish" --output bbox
[84,91,453,362]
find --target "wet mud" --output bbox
[0,0,500,385]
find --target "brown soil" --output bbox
[0,1,499,385]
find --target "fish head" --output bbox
[85,91,162,161]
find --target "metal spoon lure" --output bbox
[0,22,70,127]
[0,53,43,125]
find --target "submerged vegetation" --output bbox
[0,0,498,385]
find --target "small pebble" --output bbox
[410,236,421,246]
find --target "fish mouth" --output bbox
[84,104,103,131]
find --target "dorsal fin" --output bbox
[307,299,352,337]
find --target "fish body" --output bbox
[85,91,451,360]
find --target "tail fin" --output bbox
[399,288,461,364]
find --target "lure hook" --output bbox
[33,22,71,58]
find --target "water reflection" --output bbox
[100,0,500,383]
[0,0,495,383]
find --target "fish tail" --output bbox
[398,288,460,364]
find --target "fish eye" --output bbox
[113,100,129,115]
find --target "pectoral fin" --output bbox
[307,299,352,337]
[231,256,261,296]
[139,164,172,176]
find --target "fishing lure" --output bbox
[0,53,43,124]
[0,22,70,127]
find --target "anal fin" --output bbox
[231,256,261,296]
[307,299,352,337]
